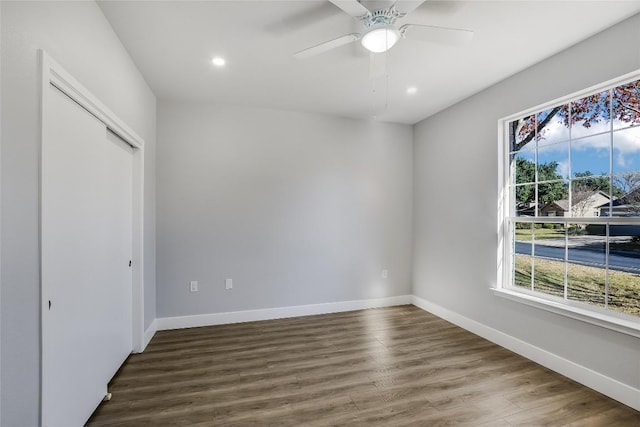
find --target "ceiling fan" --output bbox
[294,0,474,60]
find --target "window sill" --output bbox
[492,287,640,339]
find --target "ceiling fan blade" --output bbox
[265,2,341,35]
[294,33,361,59]
[369,52,387,80]
[392,0,427,15]
[328,0,370,18]
[400,24,474,45]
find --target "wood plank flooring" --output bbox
[87,305,640,426]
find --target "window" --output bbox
[498,72,640,334]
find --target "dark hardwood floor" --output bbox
[87,305,640,426]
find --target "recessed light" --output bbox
[407,87,417,95]
[211,57,226,67]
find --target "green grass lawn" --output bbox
[515,228,564,241]
[514,255,640,316]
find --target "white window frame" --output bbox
[496,69,640,338]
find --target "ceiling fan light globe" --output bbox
[361,26,400,53]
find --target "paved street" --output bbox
[515,241,640,273]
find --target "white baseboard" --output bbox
[156,295,412,331]
[140,319,157,352]
[411,295,640,411]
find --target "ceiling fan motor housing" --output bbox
[360,6,406,28]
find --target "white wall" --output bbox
[157,102,412,318]
[413,13,640,393]
[0,1,156,425]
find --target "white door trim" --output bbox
[39,49,145,423]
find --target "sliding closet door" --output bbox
[41,84,133,427]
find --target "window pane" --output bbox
[536,105,570,145]
[612,126,640,176]
[613,80,640,131]
[534,222,566,242]
[514,223,533,289]
[512,150,535,185]
[608,225,640,316]
[538,180,566,208]
[570,133,610,178]
[533,223,566,298]
[515,184,536,216]
[611,174,640,217]
[571,91,610,139]
[537,142,568,181]
[567,224,606,308]
[540,202,566,217]
[509,115,536,152]
[570,177,610,218]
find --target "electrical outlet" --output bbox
[225,278,233,290]
[190,281,198,292]
[381,269,388,279]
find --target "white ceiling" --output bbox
[98,1,640,124]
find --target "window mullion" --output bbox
[530,222,535,291]
[568,102,573,218]
[609,88,614,219]
[605,224,610,310]
[564,224,568,300]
